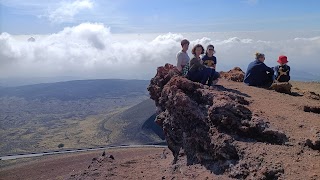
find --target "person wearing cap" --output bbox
[202,44,220,86]
[244,52,274,87]
[176,39,190,75]
[274,55,290,82]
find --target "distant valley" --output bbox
[0,79,163,156]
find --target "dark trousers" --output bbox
[187,68,211,85]
[208,70,220,86]
[261,73,274,87]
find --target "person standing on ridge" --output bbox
[202,45,220,86]
[176,39,190,76]
[244,52,274,87]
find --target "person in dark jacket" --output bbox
[274,55,290,82]
[187,44,211,85]
[244,52,274,87]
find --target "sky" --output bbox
[1,0,320,34]
[0,0,320,84]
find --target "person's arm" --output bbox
[274,66,279,78]
[213,56,217,69]
[176,53,184,71]
[264,64,274,74]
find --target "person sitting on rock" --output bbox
[202,44,220,85]
[274,55,290,82]
[244,52,274,87]
[176,39,190,76]
[187,44,212,85]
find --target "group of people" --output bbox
[176,39,291,88]
[244,53,290,87]
[176,39,220,86]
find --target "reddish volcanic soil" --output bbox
[1,79,320,180]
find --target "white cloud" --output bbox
[0,23,320,80]
[46,0,94,23]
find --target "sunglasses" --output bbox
[208,49,214,51]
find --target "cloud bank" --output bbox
[0,23,320,80]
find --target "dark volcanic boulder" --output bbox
[148,64,288,178]
[270,82,292,94]
[220,67,245,82]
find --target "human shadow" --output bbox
[213,85,251,98]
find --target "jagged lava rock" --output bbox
[219,67,245,82]
[270,82,292,94]
[148,64,288,178]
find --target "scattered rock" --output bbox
[161,149,167,159]
[219,67,245,82]
[303,106,320,114]
[102,151,106,156]
[69,154,114,179]
[306,132,320,150]
[270,82,292,94]
[303,91,320,100]
[109,155,115,160]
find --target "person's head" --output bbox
[192,44,205,57]
[255,52,265,62]
[180,39,190,52]
[206,45,215,56]
[277,55,288,65]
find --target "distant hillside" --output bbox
[0,79,151,156]
[108,99,165,145]
[0,79,149,101]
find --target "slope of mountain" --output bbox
[0,79,160,156]
[102,99,164,145]
[1,79,319,180]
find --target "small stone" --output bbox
[109,155,115,160]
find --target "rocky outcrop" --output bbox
[27,37,35,42]
[303,105,320,114]
[68,152,115,180]
[148,64,288,179]
[219,67,245,82]
[305,131,320,150]
[270,82,292,94]
[303,91,320,100]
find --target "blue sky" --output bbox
[1,0,320,34]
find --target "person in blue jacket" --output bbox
[244,52,274,87]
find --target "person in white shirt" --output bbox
[176,39,190,75]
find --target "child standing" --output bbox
[274,55,290,82]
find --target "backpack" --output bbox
[276,65,290,82]
[182,63,190,76]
